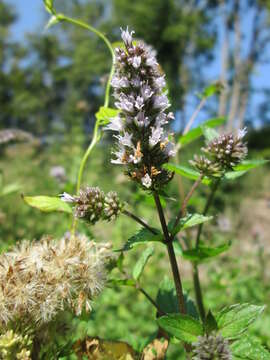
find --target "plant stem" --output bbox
[137,285,166,316]
[153,192,186,314]
[193,178,221,321]
[57,15,115,234]
[172,174,204,233]
[123,209,158,235]
[193,265,205,321]
[195,178,221,248]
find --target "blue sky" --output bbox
[6,0,270,128]
[8,0,45,39]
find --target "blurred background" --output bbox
[0,0,270,358]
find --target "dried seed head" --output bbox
[203,128,248,170]
[0,129,34,145]
[192,334,232,360]
[0,234,112,327]
[189,155,223,178]
[103,191,124,221]
[106,27,175,190]
[74,187,105,224]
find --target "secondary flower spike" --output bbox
[107,27,176,190]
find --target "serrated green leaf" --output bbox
[22,195,72,214]
[132,246,154,281]
[231,334,270,360]
[181,242,231,263]
[169,214,213,236]
[217,303,265,339]
[119,228,163,251]
[178,117,225,147]
[157,313,203,343]
[156,277,199,319]
[233,159,269,171]
[163,164,211,185]
[205,310,218,334]
[95,106,120,126]
[109,278,136,287]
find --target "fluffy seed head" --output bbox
[0,234,112,328]
[107,27,175,190]
[0,129,34,145]
[192,334,232,360]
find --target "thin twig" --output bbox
[138,286,166,316]
[153,192,186,315]
[183,97,207,135]
[193,178,221,322]
[195,178,221,248]
[123,209,157,235]
[172,174,204,233]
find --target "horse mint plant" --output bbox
[9,3,269,357]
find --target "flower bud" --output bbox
[74,187,105,224]
[190,155,223,178]
[192,334,232,360]
[103,191,124,221]
[203,128,248,170]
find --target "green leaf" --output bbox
[22,195,72,214]
[202,81,224,98]
[95,106,120,126]
[224,170,247,180]
[43,0,56,14]
[223,160,268,181]
[132,246,154,281]
[169,214,213,236]
[119,228,163,251]
[156,277,199,319]
[0,183,20,197]
[217,303,265,340]
[231,334,270,360]
[205,310,218,334]
[181,242,231,263]
[202,126,219,143]
[233,159,269,171]
[163,164,211,185]
[178,117,225,147]
[109,278,136,287]
[116,252,124,273]
[157,313,203,343]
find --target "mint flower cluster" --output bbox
[192,334,232,360]
[61,187,123,224]
[190,128,248,177]
[107,27,176,190]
